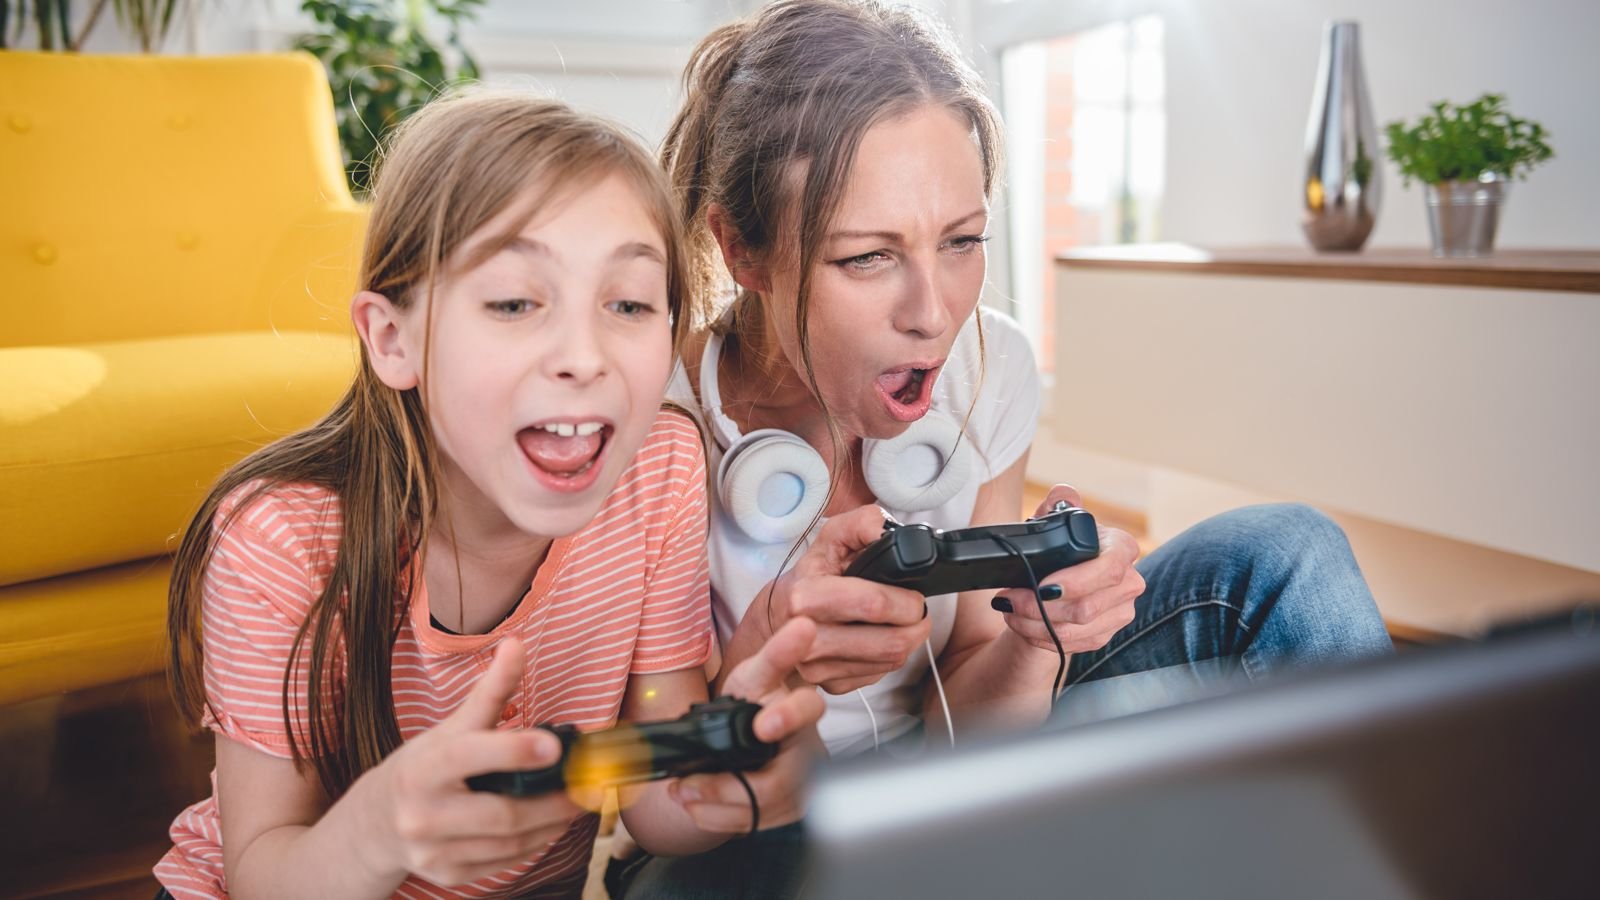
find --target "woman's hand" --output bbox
[750,504,932,695]
[992,485,1143,657]
[359,637,584,886]
[670,617,826,833]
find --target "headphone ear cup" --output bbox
[862,412,975,512]
[718,429,832,543]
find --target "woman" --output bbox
[619,1,1393,895]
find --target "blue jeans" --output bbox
[1053,503,1394,726]
[618,503,1393,899]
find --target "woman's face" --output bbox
[764,103,989,440]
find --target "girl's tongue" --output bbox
[518,428,604,475]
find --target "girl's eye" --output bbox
[835,250,891,272]
[609,299,656,318]
[949,234,991,254]
[486,299,536,317]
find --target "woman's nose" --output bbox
[894,263,953,340]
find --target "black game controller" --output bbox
[843,501,1101,595]
[465,697,776,797]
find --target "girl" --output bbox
[616,0,1393,895]
[154,91,821,899]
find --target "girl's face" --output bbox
[371,173,675,539]
[765,104,989,440]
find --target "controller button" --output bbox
[1068,513,1098,547]
[896,526,938,570]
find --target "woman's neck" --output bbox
[422,471,552,635]
[709,301,874,516]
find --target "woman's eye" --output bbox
[949,234,991,253]
[836,250,890,271]
[609,299,656,318]
[486,299,536,316]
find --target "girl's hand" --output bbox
[671,617,826,833]
[361,637,584,886]
[758,505,932,694]
[991,485,1143,656]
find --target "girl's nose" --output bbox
[544,314,608,385]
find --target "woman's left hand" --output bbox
[669,617,825,833]
[992,484,1144,655]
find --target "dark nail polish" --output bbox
[1040,584,1064,601]
[921,602,929,621]
[990,596,1013,614]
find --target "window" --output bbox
[999,15,1165,373]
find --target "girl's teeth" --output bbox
[540,421,605,437]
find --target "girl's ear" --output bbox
[706,203,771,295]
[351,290,420,390]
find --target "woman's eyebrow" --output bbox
[827,207,988,242]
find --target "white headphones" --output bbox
[700,331,974,543]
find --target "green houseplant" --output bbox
[2,0,191,52]
[1384,93,1554,257]
[294,0,484,195]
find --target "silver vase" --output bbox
[1301,21,1381,252]
[1425,173,1506,257]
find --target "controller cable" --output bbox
[652,732,762,838]
[990,534,1068,707]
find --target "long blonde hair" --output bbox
[168,91,690,799]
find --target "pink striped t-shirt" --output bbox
[156,410,713,899]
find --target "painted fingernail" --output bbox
[1040,584,1064,601]
[990,596,1013,614]
[921,602,929,621]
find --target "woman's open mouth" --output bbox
[874,363,941,422]
[517,420,614,494]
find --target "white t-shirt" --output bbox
[665,306,1041,755]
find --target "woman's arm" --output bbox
[926,451,1063,733]
[931,459,1145,735]
[217,638,581,897]
[713,507,932,698]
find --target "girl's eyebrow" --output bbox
[500,236,664,266]
[827,207,988,242]
[611,241,666,266]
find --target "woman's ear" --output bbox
[706,203,771,294]
[351,290,420,390]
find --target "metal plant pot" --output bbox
[1425,173,1506,258]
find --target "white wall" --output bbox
[1157,0,1600,248]
[49,0,746,148]
[975,0,1600,250]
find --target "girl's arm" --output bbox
[619,618,824,853]
[217,639,582,898]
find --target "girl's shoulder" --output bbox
[210,479,344,595]
[215,478,342,540]
[602,408,708,527]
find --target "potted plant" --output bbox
[1384,93,1554,258]
[294,0,484,195]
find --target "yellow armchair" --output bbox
[0,52,365,705]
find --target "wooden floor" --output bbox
[0,485,1423,898]
[1,674,212,899]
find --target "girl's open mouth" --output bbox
[874,363,940,422]
[518,420,613,494]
